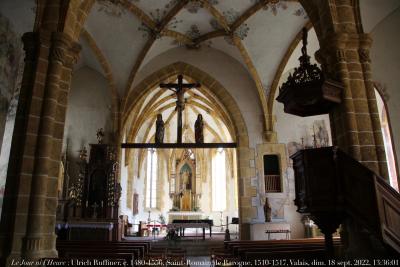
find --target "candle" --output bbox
[86,201,88,207]
[101,201,103,207]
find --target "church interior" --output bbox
[1,0,400,266]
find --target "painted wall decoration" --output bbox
[0,12,22,114]
[286,119,330,157]
[269,197,286,220]
[0,12,24,216]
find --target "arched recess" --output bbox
[374,83,399,191]
[121,62,257,237]
[122,62,249,147]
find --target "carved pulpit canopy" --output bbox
[276,28,342,117]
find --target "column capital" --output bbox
[64,41,82,69]
[316,32,373,80]
[319,32,373,53]
[50,32,74,65]
[21,32,39,62]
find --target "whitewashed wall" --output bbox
[371,8,400,173]
[63,67,114,185]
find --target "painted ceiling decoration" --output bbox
[171,24,213,49]
[251,0,287,13]
[185,0,219,14]
[210,8,250,45]
[77,0,313,114]
[97,0,126,17]
[138,17,183,39]
[293,7,307,19]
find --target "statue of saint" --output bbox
[181,170,190,190]
[155,114,164,144]
[195,114,204,143]
[264,197,272,222]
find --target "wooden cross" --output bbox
[160,75,200,143]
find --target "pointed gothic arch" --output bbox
[121,62,257,238]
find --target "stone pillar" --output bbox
[318,32,388,180]
[0,31,40,266]
[21,32,80,260]
[357,42,388,179]
[0,30,80,264]
[308,0,390,257]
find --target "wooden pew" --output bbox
[219,238,343,264]
[55,240,151,267]
[57,240,151,252]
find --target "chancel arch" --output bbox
[120,62,255,237]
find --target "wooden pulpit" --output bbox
[291,147,400,256]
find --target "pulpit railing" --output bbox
[333,148,400,253]
[291,147,400,256]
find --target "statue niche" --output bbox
[180,164,192,191]
[179,164,193,211]
[171,150,200,211]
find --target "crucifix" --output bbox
[160,74,200,143]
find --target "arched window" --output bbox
[212,148,226,211]
[146,148,157,208]
[375,88,398,191]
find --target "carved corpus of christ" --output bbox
[160,75,201,143]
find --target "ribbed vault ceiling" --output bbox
[126,78,234,144]
[1,0,399,111]
[81,0,308,101]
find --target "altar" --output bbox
[168,211,204,223]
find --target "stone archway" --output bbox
[122,62,256,238]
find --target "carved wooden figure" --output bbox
[155,114,165,144]
[195,114,204,143]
